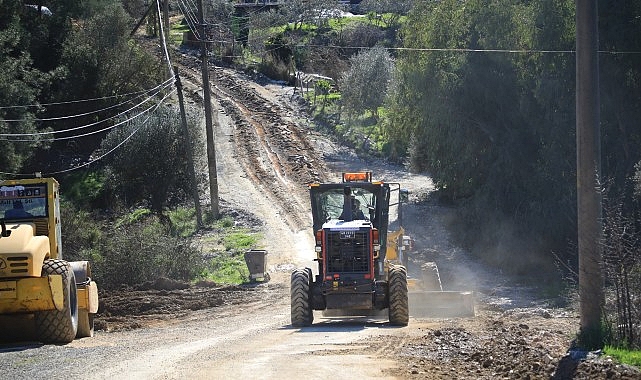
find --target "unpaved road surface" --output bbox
[2,51,640,379]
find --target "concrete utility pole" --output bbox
[197,0,220,219]
[576,0,604,348]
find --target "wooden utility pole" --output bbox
[130,2,155,37]
[163,0,169,41]
[576,0,604,348]
[197,0,220,219]
[155,0,172,78]
[174,67,204,229]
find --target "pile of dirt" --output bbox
[357,304,639,379]
[95,281,285,332]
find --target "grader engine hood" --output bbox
[0,223,50,278]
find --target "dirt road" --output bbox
[2,58,640,379]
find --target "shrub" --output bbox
[62,204,205,289]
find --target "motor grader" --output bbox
[0,177,98,343]
[290,172,412,326]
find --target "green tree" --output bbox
[339,45,394,121]
[0,0,47,174]
[100,106,195,214]
[386,0,577,271]
[599,1,641,197]
[52,4,163,157]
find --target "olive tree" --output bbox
[359,0,415,29]
[339,45,394,121]
[99,106,197,214]
[278,0,345,30]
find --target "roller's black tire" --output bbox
[291,269,313,327]
[388,265,409,326]
[36,259,79,343]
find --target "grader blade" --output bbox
[408,290,475,318]
[407,262,475,318]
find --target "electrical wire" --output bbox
[177,0,201,39]
[156,0,175,77]
[3,85,173,141]
[0,88,177,177]
[299,44,641,55]
[0,78,173,123]
[0,80,174,138]
[177,0,202,40]
[45,88,177,175]
[0,1,183,177]
[178,0,275,44]
[171,3,641,56]
[0,78,174,110]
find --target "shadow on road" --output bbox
[0,342,44,352]
[284,317,408,332]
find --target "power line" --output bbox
[0,88,177,177]
[0,80,174,138]
[298,44,641,55]
[46,88,177,175]
[156,0,175,77]
[177,0,202,39]
[0,78,173,123]
[0,79,173,110]
[168,6,641,56]
[3,89,172,142]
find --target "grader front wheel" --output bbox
[388,265,409,326]
[290,269,313,327]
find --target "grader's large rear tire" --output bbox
[291,268,313,327]
[36,259,79,343]
[388,265,409,326]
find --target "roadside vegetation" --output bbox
[604,346,641,368]
[2,0,641,357]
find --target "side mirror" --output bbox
[400,189,409,203]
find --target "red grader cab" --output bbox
[0,177,98,343]
[290,172,411,326]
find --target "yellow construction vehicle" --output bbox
[0,177,98,343]
[383,180,474,318]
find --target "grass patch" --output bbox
[203,251,249,284]
[169,19,190,46]
[199,220,261,284]
[327,15,370,30]
[223,231,258,251]
[168,207,197,237]
[604,346,641,368]
[215,216,235,228]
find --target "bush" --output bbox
[60,201,103,264]
[99,106,198,214]
[97,215,205,289]
[62,204,205,289]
